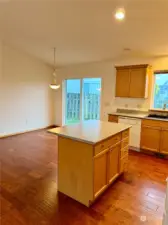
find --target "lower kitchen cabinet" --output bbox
[55,124,130,207]
[141,119,168,155]
[108,116,168,155]
[108,143,120,183]
[160,129,168,154]
[94,149,108,196]
[140,126,161,152]
[120,154,128,173]
[93,145,120,197]
[93,129,130,198]
[108,114,118,123]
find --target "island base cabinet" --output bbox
[58,137,94,207]
[108,144,120,183]
[94,150,108,197]
[93,145,120,198]
[57,129,129,207]
[120,155,128,173]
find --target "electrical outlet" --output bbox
[104,102,110,107]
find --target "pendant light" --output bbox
[49,48,60,90]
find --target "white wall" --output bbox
[55,57,168,126]
[0,43,54,136]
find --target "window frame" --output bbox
[151,70,168,110]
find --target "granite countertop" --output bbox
[108,112,147,119]
[48,120,131,145]
[109,112,168,122]
[144,117,168,122]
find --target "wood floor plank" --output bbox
[0,130,167,225]
[0,194,13,217]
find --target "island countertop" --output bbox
[48,120,131,144]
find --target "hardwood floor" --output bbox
[0,130,167,225]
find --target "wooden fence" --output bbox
[66,93,100,122]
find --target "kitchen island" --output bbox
[49,120,131,207]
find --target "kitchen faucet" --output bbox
[163,103,167,110]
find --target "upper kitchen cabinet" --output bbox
[115,64,152,98]
[115,67,130,97]
[129,67,147,98]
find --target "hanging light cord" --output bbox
[53,47,56,78]
[49,47,60,89]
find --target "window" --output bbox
[153,72,168,109]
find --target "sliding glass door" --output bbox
[64,78,101,125]
[83,78,101,121]
[65,79,81,125]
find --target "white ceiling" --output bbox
[0,0,168,67]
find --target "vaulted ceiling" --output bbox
[0,0,168,66]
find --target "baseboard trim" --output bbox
[0,125,57,139]
[130,148,168,159]
[129,146,140,152]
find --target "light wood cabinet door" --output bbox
[160,130,168,154]
[129,68,146,98]
[140,126,161,152]
[108,144,120,183]
[115,68,130,97]
[94,150,108,197]
[120,154,128,173]
[108,114,118,123]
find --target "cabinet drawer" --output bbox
[109,133,121,146]
[121,137,129,148]
[161,121,168,129]
[94,134,121,156]
[122,129,129,139]
[121,146,129,158]
[94,142,109,156]
[108,114,118,123]
[142,119,161,128]
[120,155,128,173]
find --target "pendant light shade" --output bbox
[49,84,60,90]
[50,48,60,90]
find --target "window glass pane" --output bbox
[83,78,101,120]
[65,79,80,125]
[154,73,168,109]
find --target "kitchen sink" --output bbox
[146,114,168,119]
